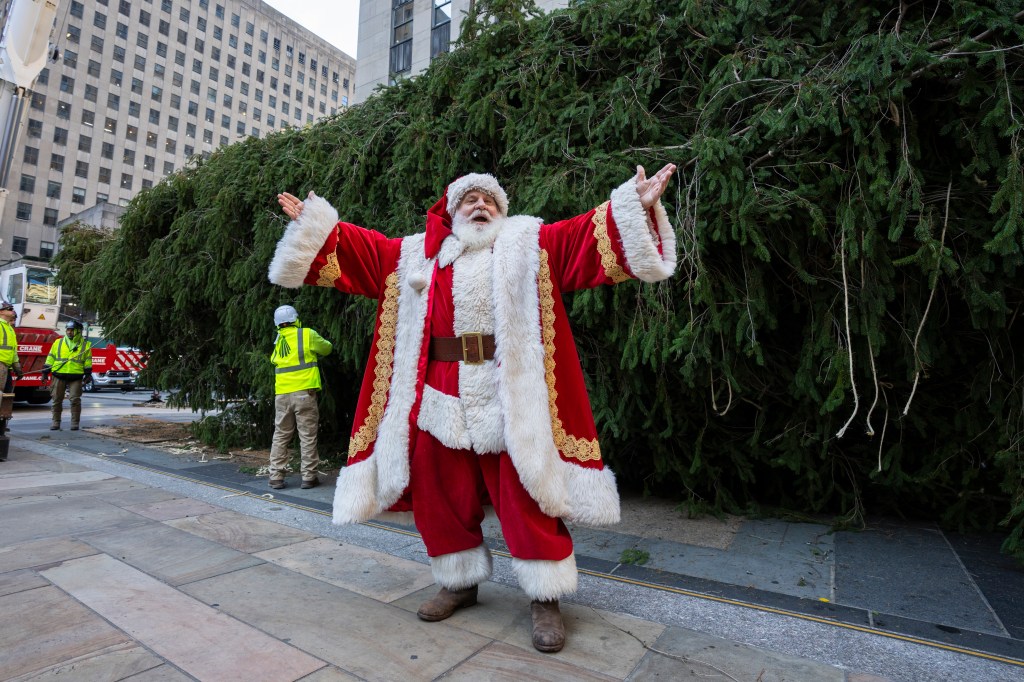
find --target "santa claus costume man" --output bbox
[270,164,676,652]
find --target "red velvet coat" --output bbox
[268,177,676,526]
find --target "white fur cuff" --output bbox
[609,176,677,283]
[332,458,380,525]
[268,194,340,288]
[430,543,494,590]
[513,554,578,601]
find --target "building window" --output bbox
[66,25,81,44]
[50,155,64,172]
[126,125,138,142]
[60,75,75,93]
[128,101,141,117]
[85,84,98,102]
[99,167,112,183]
[134,54,146,70]
[79,135,92,152]
[47,180,62,198]
[120,173,133,189]
[203,128,213,143]
[72,187,87,203]
[16,203,31,221]
[146,131,158,147]
[23,147,38,164]
[165,138,176,153]
[101,142,114,159]
[123,149,135,165]
[220,114,230,129]
[143,155,155,171]
[139,9,150,26]
[137,33,148,49]
[43,209,58,226]
[159,19,170,36]
[116,22,128,38]
[70,1,84,18]
[87,57,101,75]
[63,49,77,67]
[163,160,175,174]
[30,92,45,111]
[81,109,95,127]
[37,68,49,85]
[118,0,130,17]
[40,242,54,260]
[113,45,126,62]
[184,144,194,157]
[431,0,452,58]
[151,86,162,103]
[107,93,120,110]
[75,161,89,178]
[391,0,414,77]
[94,12,107,29]
[19,174,35,193]
[104,117,116,133]
[53,128,68,145]
[110,69,123,86]
[57,101,71,119]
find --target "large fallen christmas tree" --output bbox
[59,0,1024,557]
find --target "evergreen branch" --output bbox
[911,10,1024,79]
[902,180,952,418]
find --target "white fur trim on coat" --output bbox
[492,217,572,519]
[431,543,493,590]
[513,554,578,601]
[447,173,509,217]
[609,177,677,283]
[417,385,472,450]
[453,247,505,454]
[332,458,379,525]
[268,194,339,288]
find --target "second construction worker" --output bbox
[269,304,332,490]
[42,320,92,431]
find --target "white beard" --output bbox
[451,212,504,253]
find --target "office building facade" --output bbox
[1,0,356,263]
[355,0,566,104]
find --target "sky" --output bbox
[261,0,361,57]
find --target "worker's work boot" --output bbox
[530,599,566,653]
[49,422,60,431]
[70,423,79,431]
[416,585,478,622]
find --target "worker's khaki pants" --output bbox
[51,377,83,427]
[269,389,320,481]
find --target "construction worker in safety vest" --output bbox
[0,302,24,393]
[269,305,332,490]
[41,320,92,431]
[0,302,22,458]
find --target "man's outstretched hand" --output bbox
[636,164,676,209]
[277,191,315,221]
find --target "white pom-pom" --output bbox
[408,271,428,291]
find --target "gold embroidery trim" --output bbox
[539,250,602,463]
[316,251,342,287]
[347,271,400,459]
[592,200,631,284]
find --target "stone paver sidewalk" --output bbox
[0,444,871,681]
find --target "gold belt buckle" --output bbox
[461,332,485,364]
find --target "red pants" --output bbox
[410,430,573,561]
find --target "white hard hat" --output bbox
[273,305,298,326]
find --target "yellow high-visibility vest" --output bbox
[271,326,332,395]
[0,320,18,367]
[45,336,93,376]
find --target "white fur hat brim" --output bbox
[446,173,509,217]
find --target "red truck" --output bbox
[0,264,149,402]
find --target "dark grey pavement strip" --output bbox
[14,432,1024,670]
[948,532,1024,641]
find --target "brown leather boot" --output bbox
[531,599,565,653]
[416,585,478,622]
